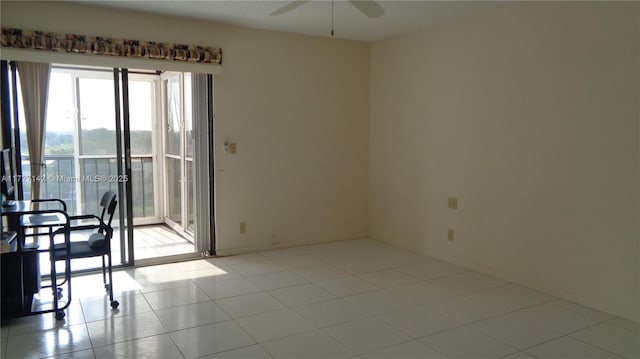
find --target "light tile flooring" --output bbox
[2,238,638,359]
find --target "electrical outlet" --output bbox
[224,141,237,154]
[448,229,455,241]
[240,222,246,234]
[448,197,458,209]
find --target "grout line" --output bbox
[472,313,627,359]
[153,300,189,359]
[497,350,540,359]
[355,337,420,357]
[12,239,636,359]
[561,320,630,359]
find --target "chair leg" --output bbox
[107,252,119,309]
[51,251,68,321]
[102,255,107,290]
[64,255,72,305]
[50,253,59,312]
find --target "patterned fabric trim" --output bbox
[1,28,222,65]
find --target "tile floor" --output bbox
[1,238,638,359]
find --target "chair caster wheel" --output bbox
[55,311,65,321]
[111,300,119,309]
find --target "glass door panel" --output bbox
[166,157,182,223]
[128,81,154,155]
[19,71,77,211]
[164,74,183,228]
[165,77,182,156]
[157,71,196,257]
[131,157,155,218]
[41,71,76,214]
[186,160,194,233]
[127,78,159,223]
[77,77,119,220]
[184,73,194,159]
[184,73,195,234]
[78,78,117,156]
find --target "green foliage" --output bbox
[21,129,152,156]
[46,143,74,154]
[81,128,152,155]
[21,131,75,155]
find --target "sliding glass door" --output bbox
[13,63,208,272]
[162,72,195,239]
[15,67,133,273]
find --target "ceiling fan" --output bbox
[271,0,385,19]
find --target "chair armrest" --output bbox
[68,214,102,227]
[53,222,103,236]
[68,224,102,232]
[68,214,101,223]
[69,214,99,221]
[31,198,67,212]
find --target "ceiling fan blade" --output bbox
[348,0,385,18]
[270,0,311,16]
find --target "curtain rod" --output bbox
[51,64,162,76]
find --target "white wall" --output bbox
[1,1,370,254]
[370,2,639,321]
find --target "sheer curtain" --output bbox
[16,61,51,202]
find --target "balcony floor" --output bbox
[39,224,195,276]
[130,224,195,260]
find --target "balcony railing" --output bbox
[21,154,155,219]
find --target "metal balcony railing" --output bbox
[21,154,155,219]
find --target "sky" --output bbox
[20,70,155,134]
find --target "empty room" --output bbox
[0,1,638,358]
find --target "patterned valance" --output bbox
[1,28,222,65]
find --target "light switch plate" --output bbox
[448,197,458,209]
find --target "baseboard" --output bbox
[215,234,368,257]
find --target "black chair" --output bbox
[52,191,120,319]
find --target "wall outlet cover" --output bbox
[448,197,458,209]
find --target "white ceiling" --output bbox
[83,0,509,42]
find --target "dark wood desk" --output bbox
[1,231,41,317]
[1,200,71,319]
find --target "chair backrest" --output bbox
[98,191,118,230]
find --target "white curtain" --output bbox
[16,61,51,202]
